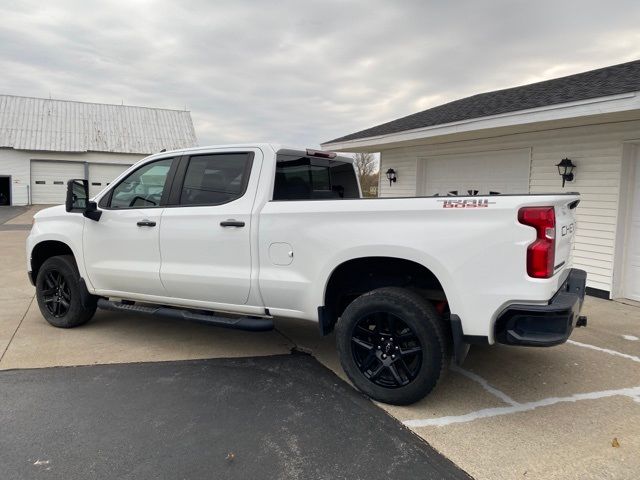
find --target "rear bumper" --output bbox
[495,269,587,347]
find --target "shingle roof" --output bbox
[0,95,198,154]
[324,59,640,145]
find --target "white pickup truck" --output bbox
[27,144,587,404]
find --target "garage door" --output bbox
[31,161,85,204]
[89,164,131,198]
[623,147,640,301]
[420,148,531,196]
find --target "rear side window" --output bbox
[180,153,253,206]
[273,155,359,200]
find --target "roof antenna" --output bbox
[160,148,166,152]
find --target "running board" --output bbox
[97,299,274,332]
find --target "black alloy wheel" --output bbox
[36,255,97,328]
[336,287,448,405]
[351,312,423,388]
[41,270,72,317]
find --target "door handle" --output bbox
[137,220,156,227]
[220,219,245,227]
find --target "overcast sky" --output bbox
[1,0,639,147]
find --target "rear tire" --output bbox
[35,255,97,328]
[336,287,447,405]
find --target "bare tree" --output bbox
[353,152,379,197]
[353,152,377,180]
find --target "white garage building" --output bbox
[322,60,640,301]
[0,95,197,205]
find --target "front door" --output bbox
[159,150,258,305]
[624,146,640,301]
[83,157,176,297]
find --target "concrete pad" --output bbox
[379,369,511,422]
[412,395,640,480]
[0,206,27,225]
[0,230,34,301]
[460,342,640,403]
[274,317,345,379]
[0,297,33,361]
[0,302,293,370]
[5,205,49,225]
[571,297,640,358]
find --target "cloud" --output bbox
[0,0,638,147]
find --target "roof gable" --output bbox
[0,95,198,154]
[325,59,640,145]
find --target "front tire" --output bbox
[336,287,448,405]
[35,255,97,328]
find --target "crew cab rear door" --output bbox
[159,149,260,305]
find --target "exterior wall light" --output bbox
[556,158,576,187]
[385,168,397,187]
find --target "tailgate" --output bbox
[553,196,579,274]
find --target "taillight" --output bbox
[518,207,556,278]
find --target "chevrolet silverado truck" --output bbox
[26,144,587,405]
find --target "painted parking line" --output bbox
[450,363,519,406]
[404,385,640,428]
[404,340,640,428]
[567,339,640,363]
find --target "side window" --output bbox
[273,156,360,200]
[274,159,315,200]
[180,153,253,206]
[108,158,173,209]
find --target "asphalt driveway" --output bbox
[0,354,468,480]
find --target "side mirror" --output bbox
[66,179,88,212]
[83,201,102,221]
[65,179,102,221]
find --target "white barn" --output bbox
[0,95,197,205]
[322,60,640,302]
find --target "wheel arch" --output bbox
[30,240,77,281]
[321,256,451,335]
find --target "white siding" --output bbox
[0,149,143,205]
[0,148,30,205]
[378,119,640,293]
[378,150,419,198]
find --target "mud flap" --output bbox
[450,314,470,366]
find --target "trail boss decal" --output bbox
[438,199,496,208]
